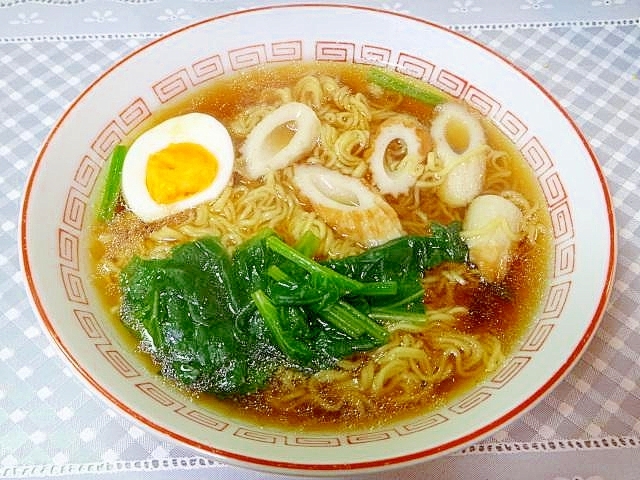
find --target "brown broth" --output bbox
[91,61,552,433]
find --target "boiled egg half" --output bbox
[121,112,234,222]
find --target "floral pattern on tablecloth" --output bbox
[0,0,638,40]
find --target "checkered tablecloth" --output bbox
[1,1,639,479]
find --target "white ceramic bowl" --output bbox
[20,4,616,476]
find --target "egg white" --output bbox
[121,112,234,223]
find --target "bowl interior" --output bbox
[20,4,615,475]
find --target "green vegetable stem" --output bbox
[251,289,314,364]
[97,145,127,222]
[368,67,448,106]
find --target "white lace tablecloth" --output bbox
[1,1,639,479]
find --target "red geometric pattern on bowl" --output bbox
[136,382,230,431]
[394,413,449,434]
[74,308,109,339]
[359,45,393,65]
[448,356,531,414]
[119,98,152,132]
[521,322,555,352]
[498,110,529,144]
[153,57,225,103]
[91,120,125,161]
[464,86,501,118]
[179,409,230,431]
[433,69,467,98]
[228,411,452,448]
[60,264,88,304]
[191,55,226,83]
[554,243,576,277]
[489,356,532,386]
[62,187,87,232]
[540,281,572,319]
[540,171,567,207]
[395,53,436,80]
[550,201,574,242]
[313,42,389,66]
[58,228,79,267]
[97,345,142,379]
[90,98,152,160]
[347,430,397,444]
[73,155,102,196]
[153,69,197,104]
[56,38,574,442]
[315,41,357,62]
[522,136,554,175]
[285,436,341,447]
[230,41,303,70]
[234,428,288,445]
[449,388,493,414]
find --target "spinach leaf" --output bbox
[230,228,278,308]
[323,222,468,311]
[118,222,469,398]
[324,222,468,281]
[120,237,280,396]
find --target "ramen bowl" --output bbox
[20,4,615,476]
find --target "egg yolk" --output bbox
[146,142,218,205]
